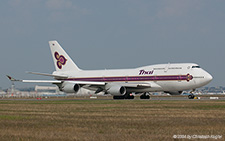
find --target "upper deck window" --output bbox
[153,68,164,70]
[192,66,201,68]
[169,67,182,70]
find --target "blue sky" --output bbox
[1,0,225,89]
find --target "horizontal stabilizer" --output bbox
[6,75,21,82]
[27,71,68,78]
[6,75,62,84]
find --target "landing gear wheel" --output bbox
[124,93,134,99]
[127,95,134,99]
[113,96,125,99]
[188,94,195,99]
[140,93,150,99]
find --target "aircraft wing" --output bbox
[7,75,62,83]
[82,81,161,94]
[7,75,161,94]
[24,72,151,88]
[7,75,105,85]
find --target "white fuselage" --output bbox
[53,63,213,93]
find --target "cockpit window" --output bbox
[192,66,201,68]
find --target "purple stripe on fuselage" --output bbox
[62,74,192,82]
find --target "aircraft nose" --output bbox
[205,73,213,83]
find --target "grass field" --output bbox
[0,98,224,140]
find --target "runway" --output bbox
[150,96,225,101]
[0,95,224,101]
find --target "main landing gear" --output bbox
[140,92,150,99]
[113,92,151,100]
[113,93,134,99]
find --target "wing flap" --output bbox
[118,82,151,88]
[65,81,105,86]
[108,82,162,89]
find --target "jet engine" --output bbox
[62,83,80,93]
[107,85,126,96]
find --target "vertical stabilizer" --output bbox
[49,41,81,72]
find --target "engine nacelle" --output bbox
[165,91,183,95]
[107,85,126,96]
[62,83,80,93]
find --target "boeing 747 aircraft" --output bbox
[7,41,213,99]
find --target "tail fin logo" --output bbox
[54,52,67,69]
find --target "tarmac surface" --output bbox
[0,95,224,101]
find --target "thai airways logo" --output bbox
[139,70,154,75]
[54,52,67,69]
[187,74,193,82]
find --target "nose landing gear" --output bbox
[188,94,195,99]
[188,89,197,99]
